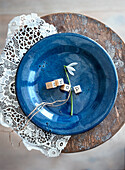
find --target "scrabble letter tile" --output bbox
[46,81,57,89]
[60,84,71,92]
[73,85,82,94]
[55,78,64,86]
[46,82,53,89]
[52,81,57,88]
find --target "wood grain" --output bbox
[0,0,125,51]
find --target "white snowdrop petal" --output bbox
[68,62,78,67]
[68,69,74,76]
[66,66,76,72]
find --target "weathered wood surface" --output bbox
[41,13,125,153]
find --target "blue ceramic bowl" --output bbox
[15,33,118,135]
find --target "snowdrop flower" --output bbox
[63,62,78,116]
[65,62,78,76]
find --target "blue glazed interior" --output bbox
[15,33,118,135]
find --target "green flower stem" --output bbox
[70,91,73,116]
[64,66,73,116]
[64,66,71,85]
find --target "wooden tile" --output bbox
[73,85,82,94]
[52,80,57,88]
[55,78,64,86]
[60,84,71,92]
[46,82,53,89]
[46,81,57,89]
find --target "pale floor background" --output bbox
[0,0,125,170]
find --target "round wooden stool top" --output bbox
[41,13,125,153]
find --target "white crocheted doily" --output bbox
[0,13,71,157]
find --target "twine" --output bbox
[21,89,71,130]
[2,90,71,145]
[12,89,71,132]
